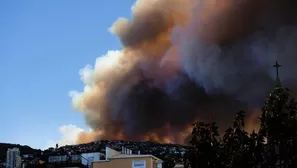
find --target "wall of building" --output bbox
[16,155,21,168]
[81,152,100,167]
[6,148,21,168]
[105,147,120,160]
[48,155,67,163]
[93,157,153,168]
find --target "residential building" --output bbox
[92,147,163,168]
[46,146,163,168]
[47,151,101,168]
[6,148,21,168]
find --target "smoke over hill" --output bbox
[69,0,297,144]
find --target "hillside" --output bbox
[0,140,189,164]
[43,140,190,163]
[0,143,40,162]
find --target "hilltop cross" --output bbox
[273,61,282,87]
[273,61,282,78]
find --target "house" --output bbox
[92,147,163,168]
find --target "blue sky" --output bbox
[0,0,135,149]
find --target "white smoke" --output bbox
[44,124,91,149]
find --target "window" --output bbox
[157,163,162,168]
[132,160,146,168]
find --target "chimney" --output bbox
[122,146,125,154]
[138,151,140,155]
[105,147,109,160]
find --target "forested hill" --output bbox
[0,143,40,162]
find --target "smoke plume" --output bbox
[69,0,297,144]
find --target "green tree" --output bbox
[221,110,256,168]
[183,148,197,168]
[259,85,297,168]
[186,121,220,168]
[221,110,263,168]
[163,157,175,168]
[248,130,265,168]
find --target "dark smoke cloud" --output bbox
[69,0,297,144]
